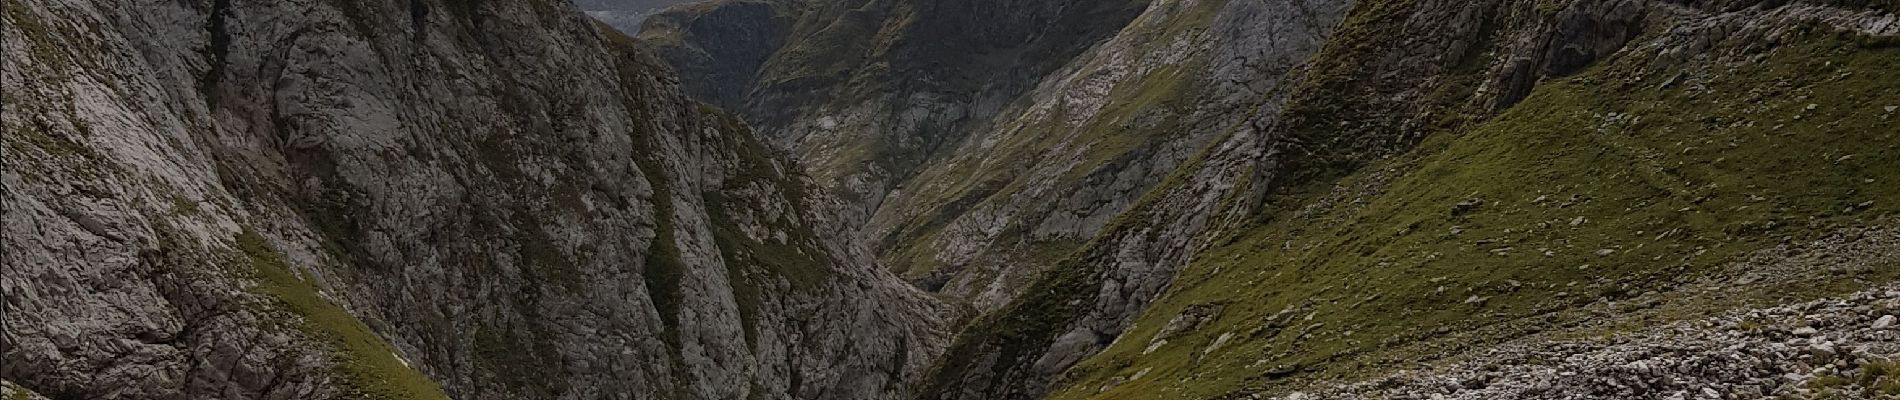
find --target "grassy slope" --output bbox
[1044,30,1900,400]
[2,381,43,400]
[236,230,452,400]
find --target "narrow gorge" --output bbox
[4,0,1899,399]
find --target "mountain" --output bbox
[6,0,1900,399]
[646,0,1900,399]
[2,0,948,399]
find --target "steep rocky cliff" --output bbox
[1,1,949,399]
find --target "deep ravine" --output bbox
[635,0,1900,399]
[7,0,1900,399]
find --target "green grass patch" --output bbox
[3,380,40,400]
[169,196,203,216]
[1854,360,1900,395]
[234,229,450,400]
[1804,358,1900,398]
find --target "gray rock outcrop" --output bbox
[1,0,949,399]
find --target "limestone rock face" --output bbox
[1,0,949,399]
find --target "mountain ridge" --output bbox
[4,0,1899,399]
